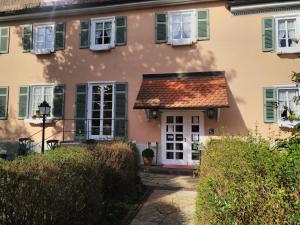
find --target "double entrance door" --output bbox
[161,111,204,165]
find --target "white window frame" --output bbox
[274,85,300,128]
[90,17,116,51]
[32,23,55,55]
[24,84,54,124]
[275,14,300,54]
[87,82,115,140]
[168,10,197,46]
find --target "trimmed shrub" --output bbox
[0,142,141,225]
[196,136,300,225]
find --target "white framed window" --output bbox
[29,85,54,118]
[90,17,116,51]
[87,83,115,139]
[32,23,55,54]
[277,87,300,127]
[168,10,196,46]
[275,15,300,54]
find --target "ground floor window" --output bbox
[88,83,114,139]
[30,85,54,118]
[278,88,300,122]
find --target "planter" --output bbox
[143,157,153,166]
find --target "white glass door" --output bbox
[161,111,204,165]
[87,83,114,140]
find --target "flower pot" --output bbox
[143,157,153,166]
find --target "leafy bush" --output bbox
[196,136,300,225]
[0,142,141,225]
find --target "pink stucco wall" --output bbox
[0,1,299,144]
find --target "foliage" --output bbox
[196,136,300,225]
[0,142,142,225]
[142,148,154,158]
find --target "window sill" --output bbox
[31,49,54,55]
[278,120,300,128]
[170,40,194,46]
[90,44,114,51]
[276,48,300,54]
[24,118,53,125]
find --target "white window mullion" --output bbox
[100,85,104,139]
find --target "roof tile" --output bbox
[134,74,229,109]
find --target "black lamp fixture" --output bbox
[38,101,51,154]
[207,108,217,119]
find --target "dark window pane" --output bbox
[166,152,174,159]
[92,120,100,127]
[167,116,174,123]
[176,125,183,132]
[104,102,112,110]
[192,125,199,132]
[176,116,183,124]
[176,152,183,160]
[93,102,100,110]
[176,143,183,150]
[103,119,112,127]
[93,94,101,101]
[103,111,112,118]
[166,143,174,150]
[92,111,100,118]
[92,127,100,135]
[104,93,112,101]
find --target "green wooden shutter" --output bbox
[22,25,33,52]
[55,22,66,50]
[0,86,9,120]
[80,20,90,49]
[262,17,275,52]
[263,87,277,123]
[18,86,29,119]
[155,13,168,43]
[114,83,128,139]
[116,16,127,46]
[75,84,87,138]
[197,9,209,40]
[0,27,9,54]
[52,84,65,119]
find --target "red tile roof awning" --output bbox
[134,72,229,109]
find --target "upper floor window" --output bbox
[262,15,300,54]
[32,23,55,54]
[155,9,209,46]
[168,11,196,45]
[276,16,300,54]
[90,17,116,51]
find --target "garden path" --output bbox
[130,172,198,225]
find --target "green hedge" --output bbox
[0,142,141,225]
[196,136,300,225]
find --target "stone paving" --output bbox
[130,172,198,225]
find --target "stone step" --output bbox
[140,165,196,176]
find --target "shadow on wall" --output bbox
[12,12,247,140]
[0,109,30,140]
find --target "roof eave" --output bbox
[133,105,230,110]
[229,1,300,14]
[0,0,218,22]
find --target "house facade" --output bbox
[0,0,300,165]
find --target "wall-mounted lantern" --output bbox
[207,108,218,120]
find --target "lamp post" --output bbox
[38,101,51,154]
